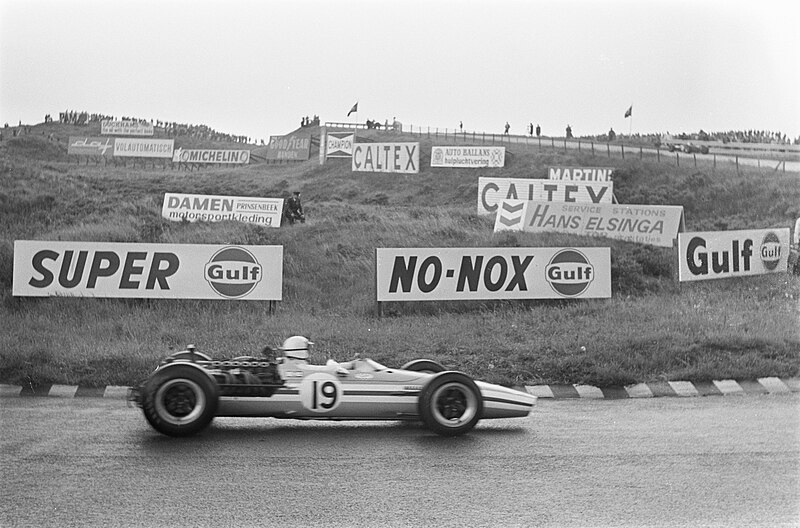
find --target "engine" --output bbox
[204,357,284,397]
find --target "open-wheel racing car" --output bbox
[129,336,537,437]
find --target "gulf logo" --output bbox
[759,231,782,270]
[545,249,595,297]
[204,247,263,299]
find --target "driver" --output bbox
[281,335,313,363]
[279,336,348,375]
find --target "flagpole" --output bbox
[628,103,633,138]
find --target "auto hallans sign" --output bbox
[376,247,611,301]
[13,241,283,300]
[677,228,789,281]
[430,146,505,168]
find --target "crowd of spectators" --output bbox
[580,129,798,145]
[55,110,255,144]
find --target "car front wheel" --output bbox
[418,372,483,436]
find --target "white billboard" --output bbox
[548,167,614,181]
[101,120,154,136]
[161,193,283,227]
[13,241,283,300]
[113,138,174,158]
[172,148,250,164]
[326,131,355,158]
[494,200,684,248]
[352,143,419,173]
[678,229,789,281]
[478,177,614,215]
[430,146,505,168]
[376,247,611,301]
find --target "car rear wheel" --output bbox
[418,372,483,436]
[141,365,219,437]
[401,359,446,374]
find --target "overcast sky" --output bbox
[1,0,798,143]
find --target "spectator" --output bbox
[566,124,573,139]
[504,122,510,135]
[284,192,306,225]
[536,124,541,137]
[608,127,616,141]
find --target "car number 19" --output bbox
[300,373,342,412]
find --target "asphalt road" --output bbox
[1,395,798,527]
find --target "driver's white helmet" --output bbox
[281,335,313,360]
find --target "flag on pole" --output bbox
[347,102,358,116]
[624,105,632,118]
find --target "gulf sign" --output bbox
[495,200,684,248]
[478,177,613,215]
[352,143,419,174]
[101,120,154,136]
[376,247,610,301]
[161,193,283,227]
[13,241,283,300]
[266,134,311,160]
[678,228,789,282]
[67,136,114,156]
[114,138,174,158]
[548,167,614,182]
[430,146,505,168]
[172,148,250,164]
[326,131,355,158]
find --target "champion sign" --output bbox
[13,241,283,300]
[376,247,610,301]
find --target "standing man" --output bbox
[504,122,510,135]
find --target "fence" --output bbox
[325,121,799,173]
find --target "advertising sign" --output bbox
[677,228,789,281]
[352,143,419,174]
[67,136,114,156]
[478,177,614,215]
[265,134,311,160]
[161,193,283,227]
[101,120,154,136]
[113,138,174,158]
[376,247,611,301]
[13,241,283,300]
[326,131,355,158]
[494,200,684,248]
[548,167,615,182]
[172,148,250,164]
[430,146,505,168]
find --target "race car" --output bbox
[129,336,537,437]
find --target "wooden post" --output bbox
[621,144,625,160]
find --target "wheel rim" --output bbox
[431,382,478,427]
[155,378,206,425]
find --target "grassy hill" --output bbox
[1,121,798,388]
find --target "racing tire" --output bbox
[401,359,446,374]
[141,365,219,437]
[418,372,483,436]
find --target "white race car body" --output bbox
[131,350,537,437]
